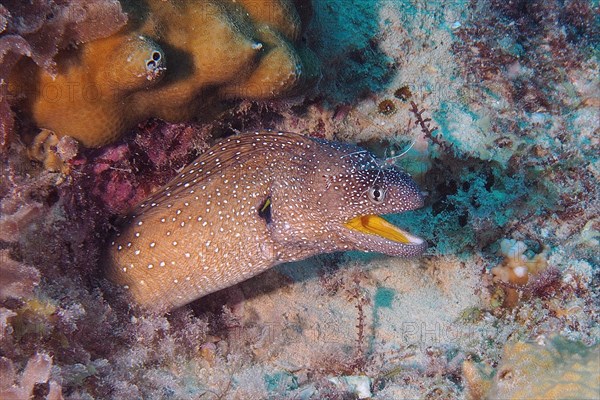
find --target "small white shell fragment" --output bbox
[328,375,372,399]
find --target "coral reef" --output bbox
[464,335,600,400]
[0,0,598,398]
[7,0,319,148]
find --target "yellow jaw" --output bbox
[344,214,423,245]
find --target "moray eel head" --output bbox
[340,171,425,257]
[268,137,426,259]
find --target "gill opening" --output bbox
[258,197,272,224]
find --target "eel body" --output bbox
[106,131,426,311]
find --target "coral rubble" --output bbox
[6,0,319,148]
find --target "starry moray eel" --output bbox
[106,131,426,312]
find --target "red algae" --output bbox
[72,120,212,215]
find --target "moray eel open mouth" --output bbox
[344,214,425,254]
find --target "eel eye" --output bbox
[367,186,385,204]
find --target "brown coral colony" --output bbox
[5,0,319,148]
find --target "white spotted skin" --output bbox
[106,131,425,312]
